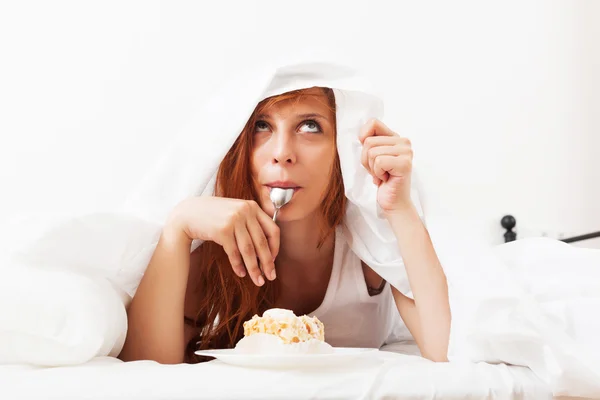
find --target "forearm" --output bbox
[387,204,451,361]
[118,227,192,364]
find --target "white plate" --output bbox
[195,347,378,369]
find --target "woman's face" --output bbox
[251,88,336,222]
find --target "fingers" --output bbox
[255,208,280,260]
[360,131,413,185]
[372,155,396,181]
[360,136,397,171]
[234,223,264,286]
[217,201,280,287]
[246,217,277,282]
[359,118,397,143]
[361,143,399,178]
[221,233,247,279]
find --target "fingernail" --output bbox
[257,276,265,286]
[239,270,246,277]
[271,269,276,280]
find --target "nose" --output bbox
[271,132,296,165]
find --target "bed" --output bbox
[1,216,598,400]
[501,214,600,245]
[0,342,552,400]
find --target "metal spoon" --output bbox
[269,188,294,222]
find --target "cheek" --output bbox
[309,149,336,187]
[251,148,268,177]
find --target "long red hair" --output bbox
[185,87,346,362]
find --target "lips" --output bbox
[265,181,301,189]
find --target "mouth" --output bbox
[265,181,302,190]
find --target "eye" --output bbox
[299,120,322,133]
[255,120,270,132]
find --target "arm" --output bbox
[358,118,450,362]
[118,225,192,364]
[118,196,280,364]
[386,203,451,362]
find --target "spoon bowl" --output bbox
[269,188,294,222]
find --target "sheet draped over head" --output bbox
[120,61,424,297]
[1,61,424,299]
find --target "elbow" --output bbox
[422,351,449,363]
[119,353,184,365]
[118,347,184,365]
[419,336,450,363]
[155,356,185,365]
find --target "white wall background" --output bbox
[0,0,598,247]
[579,0,600,248]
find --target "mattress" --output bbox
[0,342,551,400]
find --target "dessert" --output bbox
[243,308,325,343]
[236,308,333,354]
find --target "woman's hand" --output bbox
[359,118,414,214]
[166,196,280,286]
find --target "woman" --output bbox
[118,86,451,364]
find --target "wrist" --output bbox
[164,201,194,246]
[383,200,417,218]
[384,202,424,245]
[162,220,192,248]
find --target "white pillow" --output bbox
[1,212,161,299]
[0,261,128,366]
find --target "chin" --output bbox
[260,199,313,222]
[271,207,305,222]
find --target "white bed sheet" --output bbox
[0,343,551,400]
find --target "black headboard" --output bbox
[501,215,600,244]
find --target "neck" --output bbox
[274,216,336,276]
[271,213,337,315]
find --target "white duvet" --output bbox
[429,219,600,398]
[1,61,600,399]
[0,344,551,400]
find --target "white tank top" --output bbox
[309,226,412,348]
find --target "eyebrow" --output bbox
[256,112,330,121]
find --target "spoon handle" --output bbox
[272,208,279,222]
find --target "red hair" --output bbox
[185,88,346,362]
